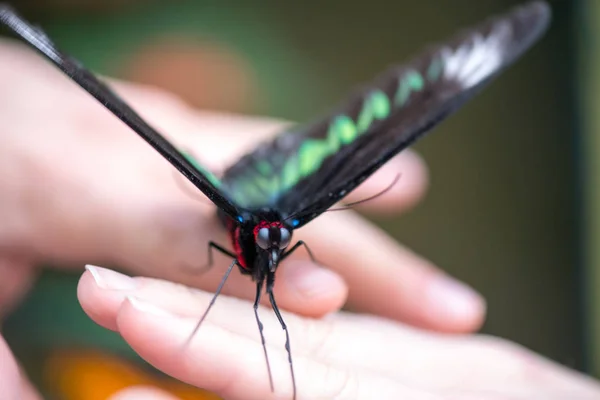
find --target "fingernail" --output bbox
[85,264,138,290]
[127,296,174,317]
[427,275,486,321]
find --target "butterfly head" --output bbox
[253,221,292,272]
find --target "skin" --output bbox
[79,268,600,400]
[0,38,597,398]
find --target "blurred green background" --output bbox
[2,0,594,397]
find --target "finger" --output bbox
[79,274,454,377]
[113,296,438,400]
[294,210,486,333]
[116,306,600,400]
[79,271,463,381]
[81,280,600,400]
[78,263,346,331]
[108,386,182,400]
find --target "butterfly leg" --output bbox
[253,279,275,392]
[182,258,239,348]
[281,240,317,264]
[266,273,296,400]
[182,241,236,275]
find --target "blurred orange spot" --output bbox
[44,348,222,400]
[121,36,260,113]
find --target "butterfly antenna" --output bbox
[282,174,402,224]
[180,258,237,350]
[253,279,275,392]
[327,173,401,212]
[267,272,296,400]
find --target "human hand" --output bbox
[77,267,600,400]
[0,36,488,398]
[0,38,484,332]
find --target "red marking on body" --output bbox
[233,226,247,268]
[252,221,283,239]
[226,219,247,268]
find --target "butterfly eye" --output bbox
[279,228,291,249]
[256,227,271,249]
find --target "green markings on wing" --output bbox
[256,160,273,175]
[228,165,283,207]
[283,89,392,191]
[226,58,444,207]
[234,178,272,204]
[278,63,439,192]
[427,56,444,82]
[182,152,272,206]
[395,70,424,106]
[357,90,391,133]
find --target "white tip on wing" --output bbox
[442,20,512,89]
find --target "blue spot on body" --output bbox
[292,219,300,227]
[237,216,244,223]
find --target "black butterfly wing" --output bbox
[218,1,551,228]
[0,4,245,221]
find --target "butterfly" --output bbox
[0,2,550,399]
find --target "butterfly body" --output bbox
[220,209,294,281]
